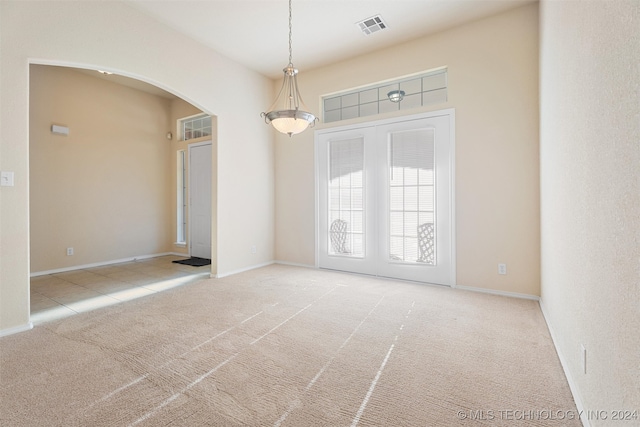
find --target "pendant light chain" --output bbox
[288,0,293,66]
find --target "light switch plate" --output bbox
[498,263,507,275]
[1,171,15,187]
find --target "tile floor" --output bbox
[30,255,211,325]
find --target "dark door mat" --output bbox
[172,257,211,267]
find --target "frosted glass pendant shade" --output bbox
[269,114,313,135]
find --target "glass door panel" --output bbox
[328,138,364,258]
[387,128,435,264]
[317,127,377,276]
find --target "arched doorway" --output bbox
[28,64,217,323]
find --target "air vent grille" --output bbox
[357,15,387,35]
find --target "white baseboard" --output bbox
[214,261,275,279]
[0,322,33,338]
[274,260,316,269]
[30,252,179,277]
[271,265,540,301]
[453,284,540,301]
[169,252,190,257]
[539,301,588,427]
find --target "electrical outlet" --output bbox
[498,263,507,275]
[66,247,74,256]
[251,245,257,254]
[581,344,587,374]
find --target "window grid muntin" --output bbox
[182,114,212,141]
[323,69,447,123]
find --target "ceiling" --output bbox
[124,0,535,79]
[75,0,533,98]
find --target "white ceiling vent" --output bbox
[357,15,387,36]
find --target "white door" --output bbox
[189,142,212,259]
[317,126,377,276]
[316,111,455,286]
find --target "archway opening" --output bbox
[28,64,217,323]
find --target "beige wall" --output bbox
[540,0,639,422]
[29,65,173,272]
[275,4,540,296]
[0,0,274,333]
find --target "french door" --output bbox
[316,110,454,286]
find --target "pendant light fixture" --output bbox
[261,0,317,137]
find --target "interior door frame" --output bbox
[314,109,456,286]
[188,140,213,259]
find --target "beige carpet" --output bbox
[0,265,579,426]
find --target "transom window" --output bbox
[322,68,447,123]
[181,114,212,141]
